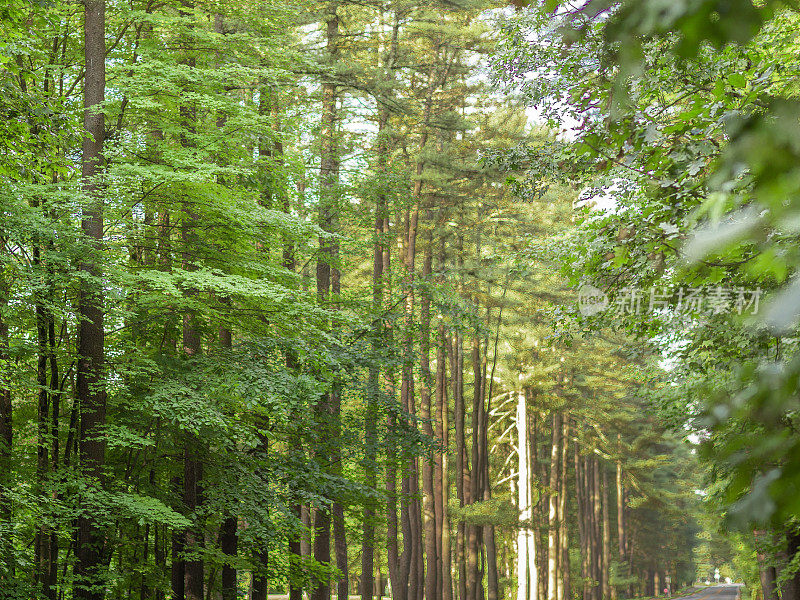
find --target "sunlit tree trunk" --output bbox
[517,389,535,600]
[547,412,561,600]
[616,453,626,598]
[575,441,588,600]
[591,457,602,600]
[529,405,545,600]
[557,416,569,600]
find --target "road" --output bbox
[679,586,741,600]
[265,589,743,600]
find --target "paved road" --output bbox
[680,586,741,600]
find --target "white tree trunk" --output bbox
[517,391,536,600]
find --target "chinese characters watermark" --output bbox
[577,284,762,317]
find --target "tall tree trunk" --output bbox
[219,326,238,600]
[386,259,400,600]
[302,505,312,560]
[75,2,107,597]
[529,405,544,600]
[386,205,400,600]
[557,417,569,600]
[401,154,422,600]
[333,388,348,600]
[601,467,611,600]
[34,250,52,595]
[547,412,562,600]
[214,25,238,594]
[180,90,204,600]
[421,220,438,600]
[0,250,12,580]
[363,97,385,600]
[368,13,399,600]
[466,335,483,600]
[517,390,536,600]
[46,311,60,597]
[312,6,340,600]
[172,476,186,600]
[575,441,588,600]
[616,453,626,599]
[452,326,467,600]
[484,292,507,600]
[435,325,446,600]
[591,458,602,600]
[279,128,303,600]
[436,282,452,600]
[183,434,203,600]
[583,455,593,600]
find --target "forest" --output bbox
[1,0,799,599]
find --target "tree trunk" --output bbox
[46,307,60,596]
[215,28,238,592]
[601,468,610,600]
[755,530,779,600]
[437,296,452,600]
[312,6,341,600]
[590,458,601,600]
[422,222,438,600]
[483,302,500,600]
[547,412,562,600]
[452,327,467,600]
[529,404,544,600]
[34,257,51,595]
[333,444,349,600]
[517,390,534,600]
[302,505,312,559]
[75,2,107,597]
[386,211,400,600]
[0,252,12,579]
[616,455,626,595]
[333,387,348,600]
[219,327,238,600]
[366,14,399,600]
[170,477,186,600]
[363,108,384,600]
[466,335,483,600]
[779,529,800,600]
[183,436,203,600]
[557,417,569,600]
[180,117,204,600]
[401,152,425,600]
[575,441,588,600]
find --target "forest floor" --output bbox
[650,585,742,600]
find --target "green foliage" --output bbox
[450,494,521,527]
